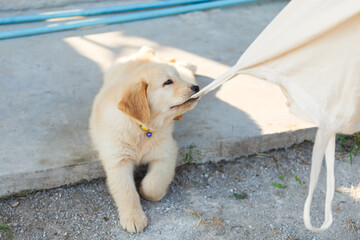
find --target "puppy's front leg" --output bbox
[140,157,176,202]
[104,160,147,233]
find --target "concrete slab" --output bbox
[0,0,315,197]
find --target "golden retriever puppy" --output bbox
[89,47,199,233]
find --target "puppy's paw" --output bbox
[140,179,167,202]
[120,209,148,233]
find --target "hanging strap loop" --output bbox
[303,128,336,232]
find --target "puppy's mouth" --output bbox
[171,97,199,109]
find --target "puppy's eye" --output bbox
[163,79,173,87]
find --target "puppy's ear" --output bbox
[118,81,150,123]
[175,61,197,75]
[173,115,183,121]
[137,46,155,59]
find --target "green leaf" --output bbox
[279,173,285,182]
[90,205,99,211]
[184,143,201,163]
[337,134,345,152]
[337,133,360,164]
[272,182,287,189]
[233,192,248,200]
[295,176,302,185]
[335,189,342,194]
[0,224,13,238]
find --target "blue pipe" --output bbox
[0,0,261,40]
[0,0,210,24]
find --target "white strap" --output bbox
[191,66,239,99]
[303,128,336,232]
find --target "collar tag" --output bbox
[139,124,153,137]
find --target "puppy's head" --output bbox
[117,47,199,124]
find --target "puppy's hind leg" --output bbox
[104,159,147,233]
[140,157,176,202]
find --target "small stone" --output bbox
[11,201,19,208]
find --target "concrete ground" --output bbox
[0,0,315,197]
[1,142,360,239]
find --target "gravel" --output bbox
[1,141,360,239]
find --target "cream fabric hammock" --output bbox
[192,0,360,232]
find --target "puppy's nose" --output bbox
[190,85,200,93]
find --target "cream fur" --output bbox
[89,47,199,233]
